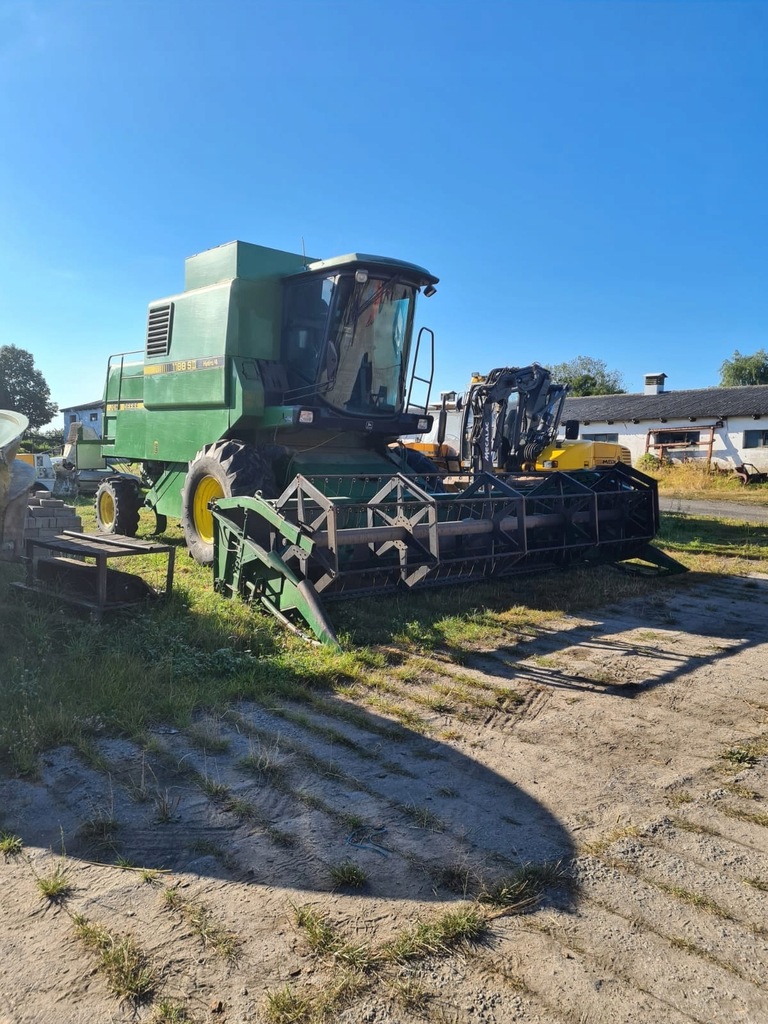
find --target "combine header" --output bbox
[211,464,662,645]
[97,240,672,644]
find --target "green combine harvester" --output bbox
[98,240,668,645]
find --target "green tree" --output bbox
[719,349,768,386]
[0,345,58,429]
[548,356,626,396]
[23,426,65,452]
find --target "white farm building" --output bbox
[563,375,768,476]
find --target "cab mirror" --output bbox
[564,419,579,440]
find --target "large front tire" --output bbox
[94,478,142,536]
[394,445,446,493]
[180,439,276,565]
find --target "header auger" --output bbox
[97,240,674,645]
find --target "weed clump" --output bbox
[722,746,759,769]
[151,1001,191,1023]
[383,905,487,962]
[72,914,156,1001]
[264,985,312,1023]
[479,861,571,910]
[0,832,23,857]
[295,905,378,971]
[400,802,446,832]
[36,865,73,903]
[329,861,368,890]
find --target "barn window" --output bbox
[744,429,768,448]
[652,430,700,446]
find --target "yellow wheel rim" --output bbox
[98,490,115,529]
[193,475,224,545]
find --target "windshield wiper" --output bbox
[346,274,402,329]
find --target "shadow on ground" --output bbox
[2,692,576,908]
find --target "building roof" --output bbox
[563,385,768,423]
[61,400,104,413]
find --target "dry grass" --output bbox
[667,789,694,807]
[294,905,380,972]
[582,823,641,855]
[291,901,488,982]
[151,1001,192,1023]
[187,715,230,753]
[72,914,156,1001]
[650,462,768,503]
[153,788,181,823]
[0,832,23,856]
[78,809,120,849]
[653,881,732,918]
[722,745,760,769]
[264,970,367,1024]
[36,864,73,903]
[722,782,760,799]
[198,773,230,801]
[264,985,313,1023]
[479,861,571,910]
[400,802,446,832]
[329,861,368,890]
[238,738,288,782]
[161,887,241,963]
[722,805,768,828]
[669,816,722,837]
[667,935,741,975]
[382,905,487,962]
[387,975,432,1012]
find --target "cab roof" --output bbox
[305,252,438,287]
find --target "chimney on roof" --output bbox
[644,372,667,396]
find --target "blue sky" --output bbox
[1,0,766,425]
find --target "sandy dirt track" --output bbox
[1,573,767,1023]
[659,496,768,523]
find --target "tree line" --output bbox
[547,350,768,395]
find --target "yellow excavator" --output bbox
[404,364,631,478]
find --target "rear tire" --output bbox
[180,439,277,565]
[94,478,142,536]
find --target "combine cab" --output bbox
[98,241,672,644]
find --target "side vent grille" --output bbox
[146,303,173,357]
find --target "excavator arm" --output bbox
[466,364,568,473]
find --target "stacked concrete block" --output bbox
[23,493,83,544]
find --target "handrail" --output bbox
[406,327,435,414]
